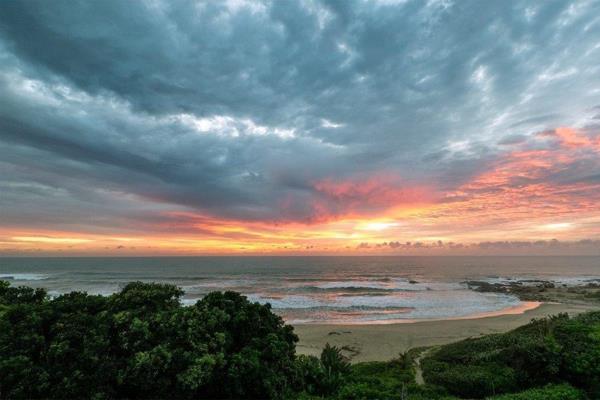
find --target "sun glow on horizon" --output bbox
[543,223,574,231]
[356,221,400,231]
[3,126,600,257]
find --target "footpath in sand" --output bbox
[294,302,597,363]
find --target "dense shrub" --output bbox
[0,281,298,399]
[293,347,419,400]
[421,361,517,398]
[552,312,600,397]
[294,343,352,397]
[294,354,327,395]
[489,383,585,400]
[342,359,415,399]
[421,311,600,399]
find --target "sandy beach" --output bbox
[294,302,599,362]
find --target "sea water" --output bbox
[1,256,599,324]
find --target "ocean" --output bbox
[1,256,599,324]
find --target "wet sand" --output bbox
[294,302,599,363]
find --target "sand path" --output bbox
[414,348,434,385]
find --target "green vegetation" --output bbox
[0,281,297,399]
[294,351,422,399]
[489,384,585,400]
[421,312,600,399]
[1,280,599,399]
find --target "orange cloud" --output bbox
[538,127,599,149]
[3,127,600,255]
[422,127,600,240]
[308,175,435,221]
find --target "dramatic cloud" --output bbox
[1,0,600,254]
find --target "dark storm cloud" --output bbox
[1,0,600,231]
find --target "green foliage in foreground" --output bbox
[294,351,422,400]
[0,281,297,399]
[489,383,585,400]
[1,280,599,400]
[421,311,600,399]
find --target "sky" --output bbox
[1,0,600,256]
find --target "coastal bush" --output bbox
[552,312,600,397]
[0,281,298,399]
[421,311,600,399]
[295,354,327,395]
[489,383,585,400]
[293,349,418,400]
[335,359,414,400]
[294,344,351,397]
[421,361,518,398]
[321,343,351,395]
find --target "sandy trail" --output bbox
[414,348,434,385]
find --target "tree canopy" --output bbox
[0,281,297,399]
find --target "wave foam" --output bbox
[0,273,49,281]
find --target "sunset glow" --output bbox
[2,1,600,256]
[2,125,600,255]
[3,124,600,256]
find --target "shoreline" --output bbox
[293,301,599,363]
[288,300,543,326]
